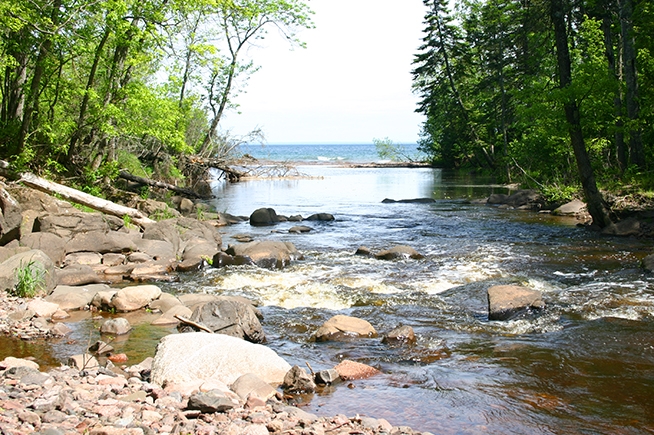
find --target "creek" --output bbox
[9,167,654,434]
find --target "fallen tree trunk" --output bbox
[188,157,247,182]
[19,172,155,227]
[118,171,204,198]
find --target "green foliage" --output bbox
[150,207,177,221]
[540,184,578,204]
[12,261,46,298]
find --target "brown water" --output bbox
[4,167,654,434]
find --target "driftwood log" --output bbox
[19,172,155,226]
[119,171,203,198]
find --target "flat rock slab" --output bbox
[150,332,291,387]
[314,315,377,341]
[487,285,545,321]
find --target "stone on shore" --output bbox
[231,373,278,400]
[110,284,162,312]
[487,285,545,320]
[0,249,56,295]
[151,332,292,387]
[0,185,22,245]
[46,283,111,310]
[100,318,132,335]
[314,315,377,341]
[552,199,586,216]
[282,365,316,393]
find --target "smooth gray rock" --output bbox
[46,283,111,311]
[110,284,162,312]
[100,318,132,335]
[306,213,334,221]
[187,390,235,413]
[230,373,277,400]
[19,232,66,266]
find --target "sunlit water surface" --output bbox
[10,167,654,434]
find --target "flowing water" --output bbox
[6,162,654,434]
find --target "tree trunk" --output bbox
[601,8,627,172]
[550,0,613,229]
[118,171,204,198]
[619,0,643,168]
[19,172,155,226]
[17,0,62,153]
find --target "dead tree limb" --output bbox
[119,170,204,198]
[19,172,155,226]
[188,157,247,182]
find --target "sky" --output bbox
[219,0,428,145]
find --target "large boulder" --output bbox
[134,239,176,263]
[55,264,101,286]
[20,232,67,266]
[249,208,280,226]
[175,217,222,245]
[150,332,292,386]
[314,315,377,341]
[142,220,181,257]
[178,240,219,272]
[33,212,122,238]
[487,285,545,320]
[65,230,137,254]
[0,249,56,295]
[223,240,302,269]
[0,186,22,246]
[110,284,162,312]
[180,297,265,343]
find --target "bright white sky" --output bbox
[220,0,427,145]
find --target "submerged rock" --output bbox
[314,315,377,341]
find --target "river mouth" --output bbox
[4,168,654,434]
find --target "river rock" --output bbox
[642,254,654,272]
[282,365,316,393]
[187,390,236,413]
[56,264,102,286]
[306,213,334,221]
[65,230,137,254]
[374,245,424,260]
[33,212,118,238]
[46,283,110,310]
[20,232,66,266]
[64,251,103,266]
[151,332,292,386]
[149,292,183,313]
[288,225,312,234]
[315,369,340,385]
[0,186,22,245]
[142,220,181,258]
[223,240,302,269]
[603,217,640,237]
[180,298,265,343]
[487,285,545,320]
[27,298,60,318]
[151,304,193,325]
[231,373,278,400]
[382,325,416,344]
[67,354,100,370]
[110,284,162,312]
[334,360,381,380]
[249,208,280,226]
[314,315,377,341]
[0,356,40,371]
[552,199,586,216]
[132,239,175,263]
[100,318,132,335]
[0,249,56,295]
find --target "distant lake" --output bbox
[238,143,424,164]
